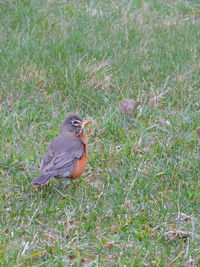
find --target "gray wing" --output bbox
[40,134,85,176]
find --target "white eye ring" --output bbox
[71,120,81,126]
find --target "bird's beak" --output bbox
[81,120,92,127]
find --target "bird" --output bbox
[31,114,91,185]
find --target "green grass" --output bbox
[1,0,200,265]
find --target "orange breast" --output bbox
[70,134,88,179]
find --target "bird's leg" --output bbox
[70,179,78,189]
[61,178,71,187]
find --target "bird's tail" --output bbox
[31,173,54,185]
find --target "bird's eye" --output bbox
[71,120,81,126]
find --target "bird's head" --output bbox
[62,114,91,136]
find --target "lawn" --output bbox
[0,0,200,266]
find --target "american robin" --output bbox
[31,114,91,185]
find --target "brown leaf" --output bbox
[81,258,90,264]
[111,225,119,232]
[119,99,141,115]
[104,242,114,248]
[149,232,155,238]
[69,255,76,260]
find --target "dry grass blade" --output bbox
[149,90,165,106]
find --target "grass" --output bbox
[0,0,200,265]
